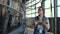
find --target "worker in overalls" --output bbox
[33,6,50,34]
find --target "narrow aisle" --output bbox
[25,27,54,34]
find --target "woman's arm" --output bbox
[42,18,50,30]
[34,20,38,28]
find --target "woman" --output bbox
[33,6,50,34]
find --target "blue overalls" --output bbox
[33,16,50,34]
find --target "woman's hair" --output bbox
[38,6,45,14]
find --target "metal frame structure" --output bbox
[54,0,58,34]
[25,0,41,16]
[3,10,10,34]
[0,0,26,34]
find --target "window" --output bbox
[26,0,32,4]
[28,11,32,14]
[36,1,41,7]
[36,13,38,16]
[32,5,35,9]
[31,1,35,5]
[31,14,35,17]
[26,11,31,14]
[26,3,31,7]
[52,8,54,17]
[26,14,31,18]
[26,11,29,14]
[36,8,38,12]
[45,9,51,17]
[31,9,35,13]
[36,0,40,3]
[26,0,41,18]
[58,7,60,17]
[52,0,54,7]
[45,0,50,8]
[58,0,60,5]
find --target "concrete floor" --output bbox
[25,27,54,34]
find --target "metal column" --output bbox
[0,6,2,24]
[41,0,45,9]
[54,0,58,34]
[24,0,26,25]
[9,0,13,7]
[3,0,13,34]
[23,0,26,34]
[3,11,10,34]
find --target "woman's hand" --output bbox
[34,20,38,28]
[35,21,38,25]
[42,22,48,30]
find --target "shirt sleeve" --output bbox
[32,16,38,25]
[47,18,50,30]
